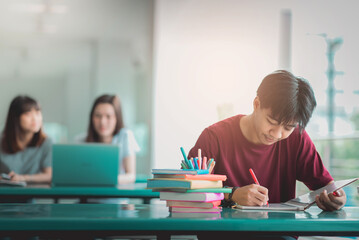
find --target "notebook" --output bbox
[52,144,119,187]
[0,179,27,187]
[0,165,27,187]
[235,178,358,211]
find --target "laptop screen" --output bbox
[52,144,120,187]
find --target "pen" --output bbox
[180,147,191,169]
[202,156,207,170]
[198,149,202,170]
[249,168,260,185]
[207,158,214,170]
[189,157,194,169]
[194,157,199,169]
[249,168,268,206]
[181,162,187,169]
[208,160,215,174]
[181,160,189,169]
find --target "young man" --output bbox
[188,70,346,211]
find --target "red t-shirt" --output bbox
[188,114,333,203]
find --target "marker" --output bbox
[208,160,215,174]
[198,149,202,170]
[189,158,194,169]
[180,162,187,169]
[202,156,207,170]
[207,158,214,170]
[249,168,268,206]
[194,157,199,169]
[180,147,191,169]
[181,160,188,169]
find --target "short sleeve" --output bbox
[40,138,53,169]
[119,129,140,158]
[73,132,87,143]
[295,130,333,190]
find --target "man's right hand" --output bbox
[232,184,269,206]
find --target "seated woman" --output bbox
[0,95,52,184]
[85,94,139,184]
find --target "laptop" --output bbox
[235,178,358,211]
[52,144,119,187]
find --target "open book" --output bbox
[234,178,358,211]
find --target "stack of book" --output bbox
[147,168,230,218]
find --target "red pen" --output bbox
[249,168,269,206]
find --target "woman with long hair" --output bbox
[0,95,52,183]
[86,94,139,184]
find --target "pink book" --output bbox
[166,200,222,208]
[160,192,224,202]
[170,212,221,219]
[170,206,222,213]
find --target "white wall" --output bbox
[94,41,137,127]
[0,75,67,126]
[0,0,155,174]
[153,0,359,169]
[153,0,284,168]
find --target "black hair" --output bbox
[86,94,124,142]
[1,95,46,153]
[256,70,317,132]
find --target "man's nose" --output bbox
[270,126,282,139]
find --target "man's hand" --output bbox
[232,184,269,206]
[315,188,346,211]
[8,171,26,182]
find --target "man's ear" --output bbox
[253,96,260,110]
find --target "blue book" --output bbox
[151,169,209,175]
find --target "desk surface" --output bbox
[0,183,158,203]
[0,203,358,237]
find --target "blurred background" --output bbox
[0,0,358,201]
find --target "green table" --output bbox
[0,203,358,239]
[0,183,158,203]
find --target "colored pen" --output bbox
[249,168,268,206]
[181,162,187,169]
[202,156,207,170]
[198,149,202,170]
[189,158,194,169]
[181,160,189,169]
[180,147,192,169]
[208,160,215,174]
[194,157,199,169]
[207,158,214,170]
[249,168,260,185]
